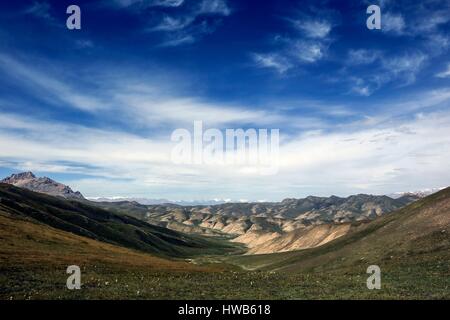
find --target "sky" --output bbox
[0,0,450,201]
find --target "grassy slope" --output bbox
[223,188,450,298]
[0,212,239,299]
[0,183,238,258]
[0,211,370,300]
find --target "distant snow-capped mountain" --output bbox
[389,187,445,199]
[86,197,234,206]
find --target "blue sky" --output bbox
[0,0,450,200]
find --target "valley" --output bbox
[94,191,420,254]
[0,172,449,299]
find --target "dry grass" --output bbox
[0,213,212,271]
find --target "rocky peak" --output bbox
[1,172,84,200]
[2,171,36,183]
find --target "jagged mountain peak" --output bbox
[1,172,84,200]
[2,171,36,181]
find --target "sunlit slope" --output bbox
[0,183,237,258]
[0,212,201,271]
[228,187,450,273]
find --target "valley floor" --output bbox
[1,258,449,299]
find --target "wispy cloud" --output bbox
[111,0,185,8]
[106,0,231,46]
[197,0,231,16]
[381,52,427,86]
[436,63,450,78]
[347,49,381,65]
[1,88,450,199]
[252,9,336,73]
[24,1,55,22]
[291,40,327,63]
[345,51,427,96]
[382,12,406,35]
[0,53,310,129]
[137,0,232,46]
[0,54,106,112]
[291,18,333,39]
[150,15,192,31]
[252,53,292,74]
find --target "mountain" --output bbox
[0,172,421,255]
[389,187,445,199]
[95,193,420,254]
[229,186,450,274]
[1,172,84,199]
[0,183,237,258]
[88,196,232,206]
[186,193,421,222]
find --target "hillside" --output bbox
[235,222,354,255]
[0,211,200,271]
[228,187,450,276]
[0,183,237,258]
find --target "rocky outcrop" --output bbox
[1,172,84,199]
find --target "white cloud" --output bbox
[145,0,230,46]
[197,0,231,16]
[0,53,313,130]
[436,63,450,78]
[416,11,450,33]
[382,12,406,35]
[112,0,184,8]
[1,87,450,199]
[292,41,326,63]
[0,54,106,112]
[24,1,55,23]
[292,19,332,39]
[381,52,427,85]
[251,11,335,73]
[150,16,192,31]
[278,110,450,195]
[347,49,381,65]
[252,53,292,74]
[350,78,373,97]
[346,52,427,96]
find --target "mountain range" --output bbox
[229,186,450,279]
[87,196,232,206]
[0,171,448,299]
[0,172,425,254]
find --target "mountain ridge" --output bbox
[0,183,237,258]
[0,172,427,255]
[227,186,450,274]
[1,172,84,200]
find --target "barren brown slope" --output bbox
[236,223,353,255]
[229,186,450,273]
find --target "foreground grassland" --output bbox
[0,212,448,299]
[1,259,449,300]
